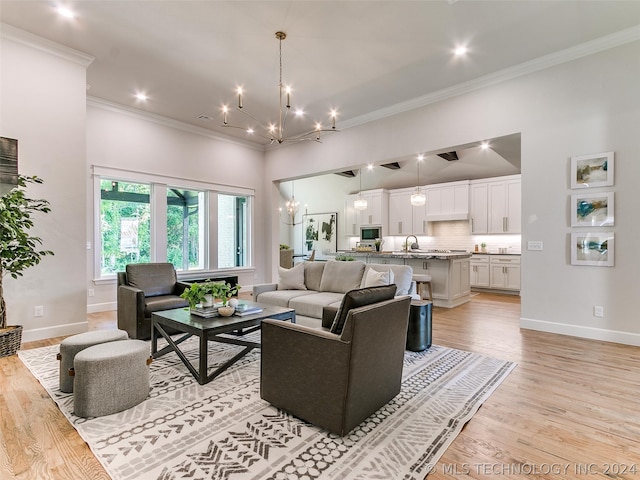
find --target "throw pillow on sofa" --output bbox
[277,263,307,290]
[362,267,394,288]
[330,284,397,335]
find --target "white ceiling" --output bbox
[2,1,639,182]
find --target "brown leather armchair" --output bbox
[117,263,189,340]
[261,285,411,436]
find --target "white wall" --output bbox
[265,40,640,345]
[86,102,267,311]
[1,27,92,341]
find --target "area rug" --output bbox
[19,334,515,480]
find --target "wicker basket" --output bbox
[0,325,23,358]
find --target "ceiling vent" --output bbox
[335,170,356,178]
[381,162,401,170]
[197,114,214,121]
[438,151,459,161]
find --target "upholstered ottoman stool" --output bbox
[57,329,129,393]
[73,340,151,418]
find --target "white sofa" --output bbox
[253,260,417,328]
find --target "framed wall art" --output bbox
[570,232,614,267]
[570,151,614,189]
[570,192,614,227]
[302,212,337,260]
[0,136,18,196]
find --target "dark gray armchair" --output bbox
[261,285,411,436]
[117,263,189,340]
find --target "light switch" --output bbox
[527,241,543,251]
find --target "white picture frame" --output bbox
[570,151,614,189]
[570,192,614,227]
[570,232,614,267]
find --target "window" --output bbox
[167,187,205,271]
[99,180,151,276]
[218,194,248,268]
[93,167,253,280]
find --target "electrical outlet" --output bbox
[34,306,44,317]
[88,289,95,297]
[594,306,604,318]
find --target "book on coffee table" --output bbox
[190,306,219,318]
[234,304,263,316]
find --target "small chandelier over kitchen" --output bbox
[280,181,301,225]
[222,31,339,144]
[410,154,426,207]
[354,168,368,211]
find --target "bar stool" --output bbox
[412,274,433,301]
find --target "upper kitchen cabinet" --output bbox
[470,175,521,234]
[425,180,470,221]
[344,189,389,236]
[388,188,427,236]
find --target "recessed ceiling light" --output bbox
[134,92,148,102]
[454,46,468,56]
[480,142,490,150]
[57,6,76,19]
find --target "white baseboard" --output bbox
[520,317,640,347]
[22,321,89,343]
[87,302,116,314]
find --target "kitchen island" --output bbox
[334,251,472,308]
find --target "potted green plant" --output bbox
[180,280,217,309]
[1,175,54,358]
[480,242,487,253]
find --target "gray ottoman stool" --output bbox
[57,329,129,393]
[73,340,151,418]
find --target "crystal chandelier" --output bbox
[354,168,368,211]
[222,32,339,144]
[410,154,426,207]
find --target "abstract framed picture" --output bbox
[571,192,614,227]
[302,212,337,260]
[570,151,614,189]
[571,232,614,267]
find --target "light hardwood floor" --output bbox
[1,292,639,479]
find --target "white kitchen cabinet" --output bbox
[470,175,520,234]
[451,258,471,299]
[344,194,359,236]
[425,180,470,221]
[470,255,490,288]
[344,189,389,236]
[388,190,412,235]
[469,182,488,234]
[388,188,428,235]
[488,176,521,234]
[489,255,521,291]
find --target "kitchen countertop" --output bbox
[472,252,521,256]
[336,251,473,260]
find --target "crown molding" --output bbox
[87,97,265,152]
[340,24,640,131]
[0,22,94,67]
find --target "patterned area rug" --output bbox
[19,333,515,480]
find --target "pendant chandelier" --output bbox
[410,154,426,207]
[280,181,301,225]
[354,168,368,211]
[222,31,339,144]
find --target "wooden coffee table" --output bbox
[151,301,295,385]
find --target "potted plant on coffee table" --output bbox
[180,280,218,309]
[1,175,54,358]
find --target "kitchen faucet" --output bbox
[404,235,418,253]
